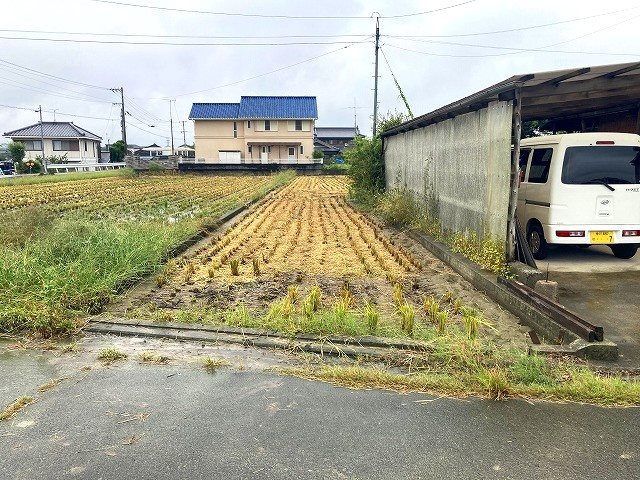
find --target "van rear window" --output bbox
[562,146,640,185]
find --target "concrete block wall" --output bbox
[125,155,179,170]
[384,100,513,242]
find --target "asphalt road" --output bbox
[1,350,639,480]
[543,245,640,367]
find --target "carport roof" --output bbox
[382,62,640,137]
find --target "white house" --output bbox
[3,122,102,163]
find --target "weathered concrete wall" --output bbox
[125,155,179,170]
[384,100,513,241]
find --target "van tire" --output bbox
[610,244,638,259]
[527,224,548,260]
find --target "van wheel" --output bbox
[610,244,638,259]
[527,224,548,260]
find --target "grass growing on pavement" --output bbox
[280,346,640,406]
[138,351,170,364]
[203,357,229,373]
[37,378,63,393]
[0,395,34,420]
[97,347,127,363]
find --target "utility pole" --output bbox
[37,105,47,174]
[168,99,175,155]
[372,15,380,136]
[111,87,127,150]
[181,120,186,145]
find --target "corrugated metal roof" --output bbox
[382,61,640,138]
[189,103,239,119]
[315,127,358,138]
[189,96,317,120]
[3,122,101,140]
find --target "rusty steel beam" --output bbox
[497,277,604,342]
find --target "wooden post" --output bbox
[506,86,522,262]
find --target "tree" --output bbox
[109,140,126,162]
[344,112,408,198]
[8,141,25,163]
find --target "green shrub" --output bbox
[375,190,419,227]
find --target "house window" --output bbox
[264,120,271,131]
[53,140,79,151]
[247,121,251,128]
[84,141,88,152]
[300,145,304,155]
[267,146,271,153]
[288,147,295,157]
[23,140,42,151]
[248,146,252,154]
[295,120,303,131]
[233,122,237,138]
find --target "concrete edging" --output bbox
[86,317,432,360]
[406,230,618,361]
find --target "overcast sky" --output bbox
[1,0,639,147]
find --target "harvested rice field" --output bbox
[0,173,275,221]
[115,176,531,346]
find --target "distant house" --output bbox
[314,127,359,158]
[189,96,318,164]
[175,144,195,158]
[134,144,164,158]
[3,122,101,163]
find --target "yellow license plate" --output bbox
[590,231,614,244]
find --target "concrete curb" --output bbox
[86,318,431,360]
[405,230,619,361]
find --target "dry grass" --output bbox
[0,395,35,420]
[37,378,63,393]
[138,351,170,364]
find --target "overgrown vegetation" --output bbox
[281,349,640,406]
[0,171,295,336]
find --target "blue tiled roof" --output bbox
[238,96,317,119]
[189,96,317,120]
[189,103,239,119]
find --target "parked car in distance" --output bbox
[517,132,640,260]
[0,161,14,176]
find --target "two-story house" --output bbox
[3,122,102,163]
[189,96,318,164]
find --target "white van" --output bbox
[517,132,640,260]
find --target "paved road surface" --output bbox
[1,349,638,480]
[544,245,640,367]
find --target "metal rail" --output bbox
[498,277,604,342]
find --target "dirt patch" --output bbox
[109,176,531,347]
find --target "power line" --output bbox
[0,102,113,120]
[0,77,114,103]
[385,6,640,37]
[127,122,169,139]
[0,63,115,102]
[0,29,372,40]
[0,58,110,90]
[168,42,366,98]
[380,48,413,118]
[384,42,640,58]
[88,0,475,19]
[389,15,640,57]
[0,35,373,46]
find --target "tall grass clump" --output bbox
[0,217,191,336]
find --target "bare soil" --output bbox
[110,176,531,347]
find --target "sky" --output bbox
[1,0,640,147]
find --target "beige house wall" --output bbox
[17,138,101,163]
[194,119,315,162]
